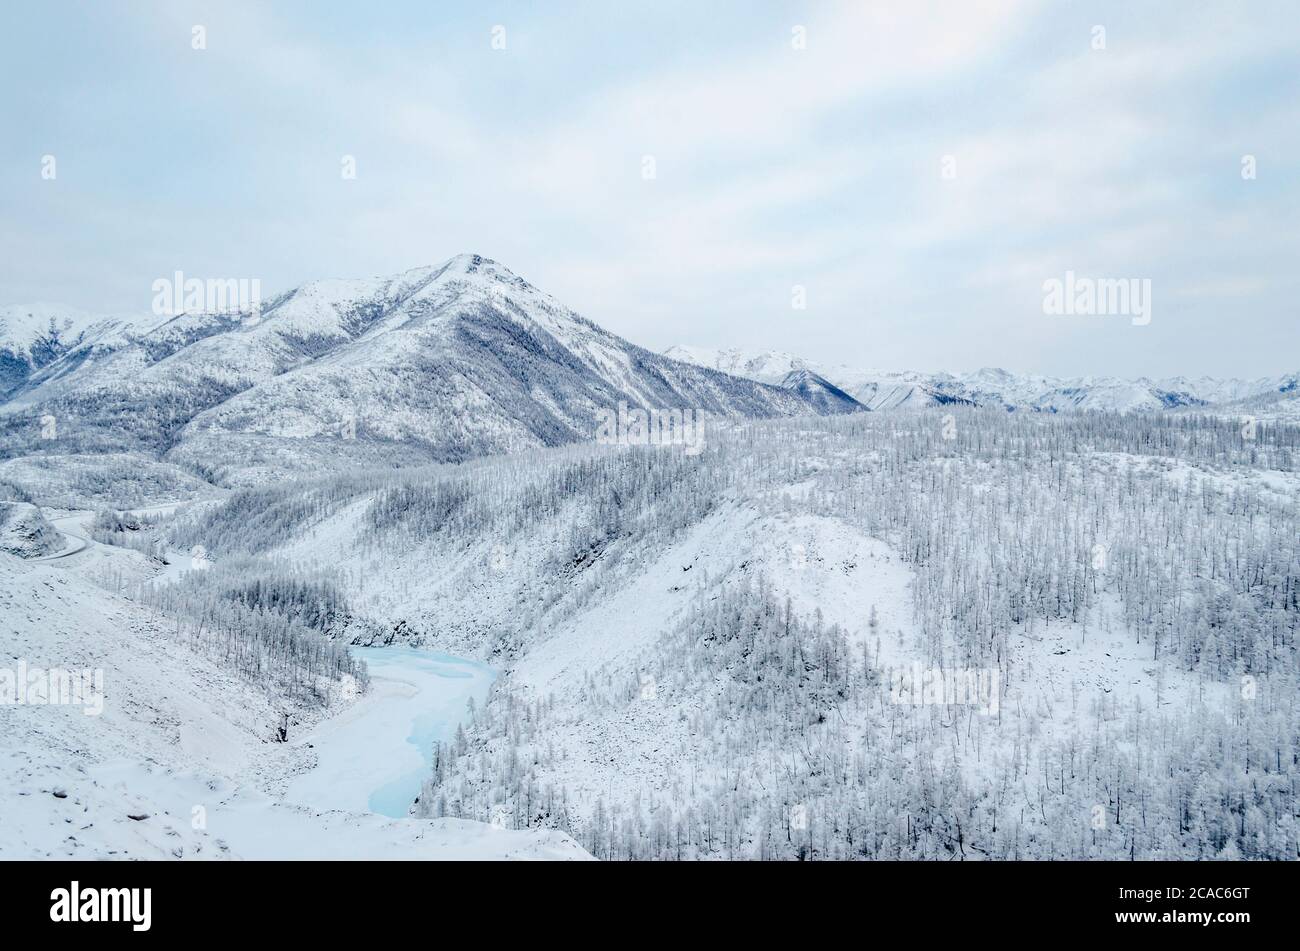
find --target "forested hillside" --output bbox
[163,408,1300,858]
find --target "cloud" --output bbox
[2,0,1296,377]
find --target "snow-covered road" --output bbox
[284,647,495,818]
[26,512,92,561]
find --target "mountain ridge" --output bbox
[0,255,858,486]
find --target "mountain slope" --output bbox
[0,256,847,485]
[163,410,1300,860]
[664,345,969,410]
[0,502,65,557]
[777,369,864,414]
[0,304,162,400]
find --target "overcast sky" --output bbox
[2,1,1297,378]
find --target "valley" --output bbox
[0,513,583,860]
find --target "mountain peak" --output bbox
[1,264,848,481]
[444,252,493,272]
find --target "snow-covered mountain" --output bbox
[0,256,854,485]
[776,369,863,415]
[0,303,163,400]
[665,345,1300,414]
[663,345,972,410]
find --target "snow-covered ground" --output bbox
[4,403,1296,861]
[417,502,1231,839]
[0,525,588,860]
[0,502,66,558]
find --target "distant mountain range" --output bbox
[664,345,1300,417]
[0,255,854,485]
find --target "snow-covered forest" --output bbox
[139,559,369,703]
[147,407,1299,859]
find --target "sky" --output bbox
[1,0,1297,379]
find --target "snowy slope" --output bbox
[463,506,1221,845]
[0,530,589,860]
[0,502,65,557]
[0,257,842,484]
[162,406,1300,859]
[777,369,865,414]
[0,304,162,400]
[171,255,825,481]
[0,452,220,510]
[0,303,161,360]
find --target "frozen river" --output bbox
[284,646,495,817]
